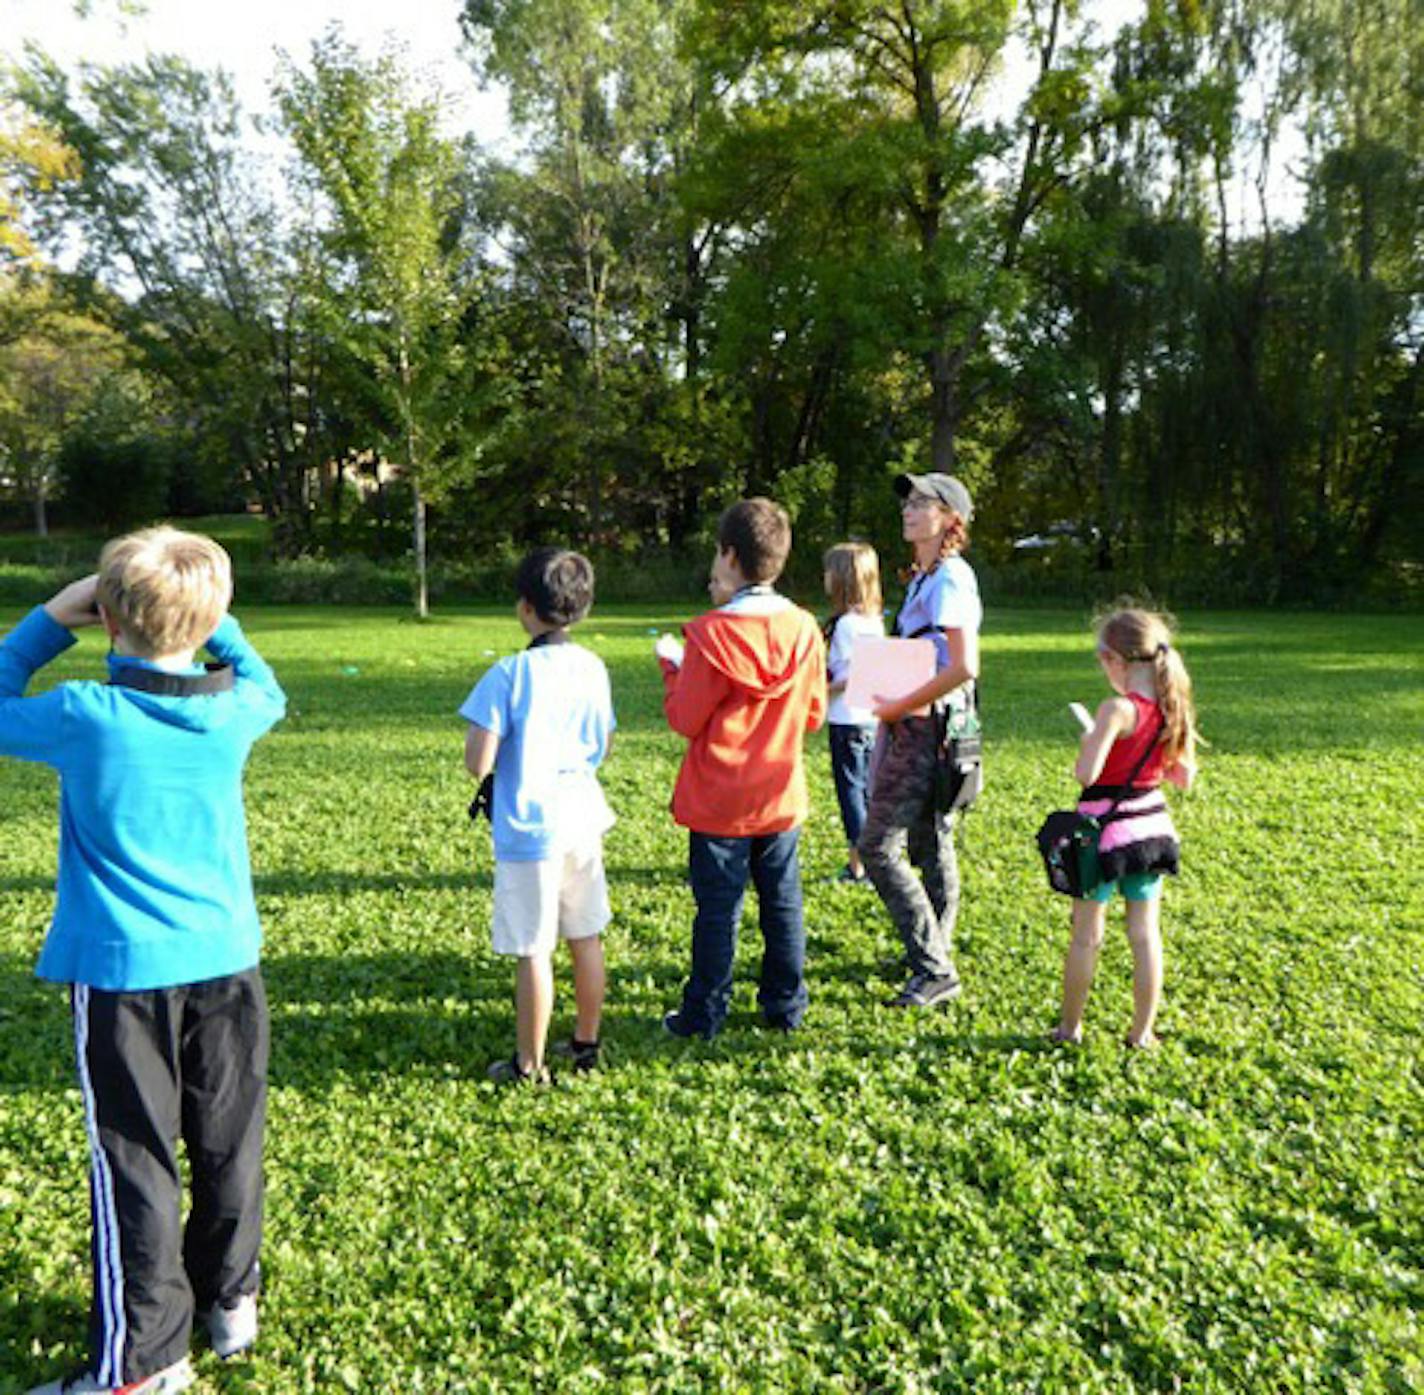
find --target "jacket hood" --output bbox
[685,606,819,699]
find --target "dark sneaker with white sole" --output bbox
[662,1010,714,1040]
[884,971,962,1009]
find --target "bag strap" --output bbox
[108,663,234,697]
[1093,723,1159,819]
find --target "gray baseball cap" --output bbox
[895,472,974,521]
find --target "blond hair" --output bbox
[96,526,233,657]
[1096,606,1199,767]
[823,542,882,616]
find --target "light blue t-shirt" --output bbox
[459,639,616,862]
[895,556,982,672]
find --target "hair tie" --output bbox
[1156,642,1169,657]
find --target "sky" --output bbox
[0,0,513,151]
[2,0,1300,234]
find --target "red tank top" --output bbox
[1097,692,1167,788]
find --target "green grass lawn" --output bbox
[2,603,1420,1393]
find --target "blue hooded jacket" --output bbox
[0,606,286,990]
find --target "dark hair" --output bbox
[515,547,595,627]
[718,498,791,583]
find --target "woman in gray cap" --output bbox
[860,472,981,1008]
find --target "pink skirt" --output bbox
[1077,789,1180,881]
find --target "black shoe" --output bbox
[884,971,962,1009]
[662,1010,713,1040]
[760,1013,799,1033]
[487,1055,552,1085]
[551,1037,602,1072]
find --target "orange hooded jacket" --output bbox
[661,601,827,836]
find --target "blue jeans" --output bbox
[829,723,875,847]
[679,829,808,1035]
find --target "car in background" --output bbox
[1011,521,1098,553]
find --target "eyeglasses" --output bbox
[902,494,939,512]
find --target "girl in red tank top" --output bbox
[1052,607,1200,1050]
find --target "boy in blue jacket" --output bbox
[4,528,286,1395]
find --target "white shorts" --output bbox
[491,844,611,958]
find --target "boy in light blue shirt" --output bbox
[460,547,615,1084]
[5,527,285,1395]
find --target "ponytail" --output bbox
[1152,643,1197,767]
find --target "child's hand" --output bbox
[654,633,684,668]
[44,575,103,631]
[1166,757,1197,791]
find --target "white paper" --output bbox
[654,633,684,667]
[1068,701,1093,732]
[845,636,937,712]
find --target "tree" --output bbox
[0,100,79,269]
[12,51,323,552]
[463,0,716,546]
[280,29,473,615]
[687,0,1103,474]
[0,293,127,533]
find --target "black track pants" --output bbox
[72,968,268,1385]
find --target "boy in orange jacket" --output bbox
[657,498,826,1038]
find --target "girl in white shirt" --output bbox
[822,543,885,883]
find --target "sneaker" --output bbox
[202,1292,258,1358]
[550,1037,602,1072]
[884,971,962,1009]
[27,1357,196,1394]
[661,1010,713,1041]
[487,1055,552,1085]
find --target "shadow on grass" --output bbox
[0,874,60,894]
[1,1291,89,1395]
[3,932,1209,1099]
[253,866,684,898]
[0,953,73,1092]
[255,869,486,897]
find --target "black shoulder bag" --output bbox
[934,686,982,814]
[1034,736,1156,898]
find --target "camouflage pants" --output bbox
[857,714,960,979]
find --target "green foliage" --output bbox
[6,0,1422,599]
[1,603,1421,1390]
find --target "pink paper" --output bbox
[845,636,937,712]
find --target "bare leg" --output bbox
[514,953,554,1073]
[847,845,865,878]
[567,935,605,1043]
[1123,897,1163,1047]
[1057,899,1107,1041]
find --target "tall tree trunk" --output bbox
[412,478,428,619]
[927,345,959,472]
[400,335,428,618]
